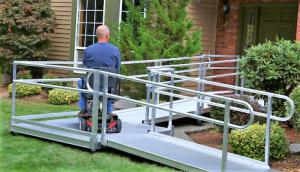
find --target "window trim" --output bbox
[73,0,107,67]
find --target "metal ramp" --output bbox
[107,132,272,172]
[10,56,295,172]
[13,116,272,172]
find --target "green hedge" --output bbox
[8,83,42,98]
[230,123,288,161]
[240,40,300,117]
[48,89,79,105]
[289,86,300,131]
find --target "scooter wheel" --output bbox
[116,119,122,133]
[79,118,87,131]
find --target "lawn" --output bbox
[0,98,175,172]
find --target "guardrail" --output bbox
[12,58,255,172]
[148,58,295,165]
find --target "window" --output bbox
[75,0,105,62]
[119,0,146,24]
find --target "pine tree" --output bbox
[113,0,202,74]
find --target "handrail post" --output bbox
[91,71,100,151]
[11,63,17,131]
[196,57,206,117]
[240,76,245,96]
[265,95,272,164]
[235,55,240,94]
[221,100,231,172]
[145,72,153,124]
[101,74,109,144]
[168,69,175,131]
[151,73,159,132]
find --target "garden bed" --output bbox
[187,125,300,172]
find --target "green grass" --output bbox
[0,98,175,172]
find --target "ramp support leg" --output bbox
[196,59,206,120]
[145,73,153,125]
[221,101,231,172]
[101,74,109,145]
[10,63,17,132]
[265,96,272,164]
[151,73,159,132]
[168,70,175,131]
[91,72,100,151]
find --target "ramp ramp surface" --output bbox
[107,132,272,172]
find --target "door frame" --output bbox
[237,2,298,55]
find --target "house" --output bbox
[0,0,299,84]
[1,0,298,61]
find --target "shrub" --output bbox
[8,83,42,98]
[0,0,55,78]
[42,73,63,92]
[240,39,300,117]
[210,95,264,129]
[48,89,79,105]
[17,70,32,79]
[230,123,288,161]
[289,86,300,131]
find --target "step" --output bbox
[107,132,273,172]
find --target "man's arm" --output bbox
[116,49,121,73]
[82,48,89,67]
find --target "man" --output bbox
[78,25,121,115]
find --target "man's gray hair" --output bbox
[96,25,110,38]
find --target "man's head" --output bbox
[96,25,110,42]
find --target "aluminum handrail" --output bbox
[147,59,239,69]
[13,61,254,129]
[13,62,250,108]
[14,54,236,66]
[150,70,295,122]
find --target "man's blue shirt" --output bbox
[83,42,121,73]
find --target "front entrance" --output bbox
[239,3,298,54]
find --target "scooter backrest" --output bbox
[85,67,120,95]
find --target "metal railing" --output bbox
[147,56,295,165]
[11,57,255,172]
[10,54,294,171]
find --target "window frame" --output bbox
[74,0,106,67]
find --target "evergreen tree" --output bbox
[0,0,55,81]
[113,0,202,75]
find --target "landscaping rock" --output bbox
[289,144,300,154]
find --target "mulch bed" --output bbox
[187,126,300,172]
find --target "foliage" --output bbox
[114,0,201,64]
[42,73,63,91]
[230,123,288,161]
[17,70,32,79]
[0,0,55,76]
[111,0,201,99]
[240,40,300,117]
[48,89,79,105]
[8,83,42,98]
[210,95,264,130]
[289,86,300,131]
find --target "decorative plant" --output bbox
[48,89,79,105]
[230,123,288,161]
[0,0,55,84]
[289,86,300,131]
[240,39,300,118]
[8,83,42,98]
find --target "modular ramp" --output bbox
[13,117,273,172]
